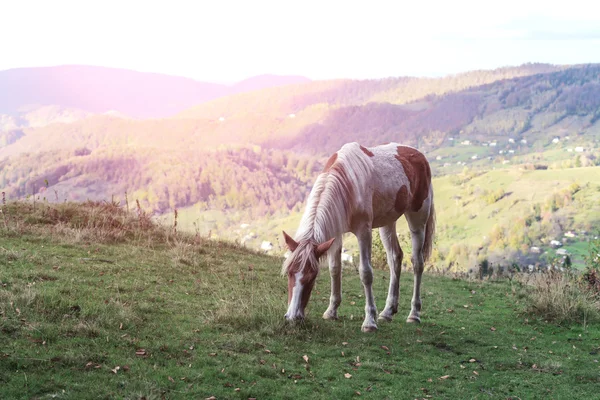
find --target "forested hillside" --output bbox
[1,63,600,270]
[0,146,322,215]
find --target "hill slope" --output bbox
[1,202,599,399]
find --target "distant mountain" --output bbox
[231,74,311,93]
[0,65,311,120]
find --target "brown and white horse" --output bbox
[282,142,435,332]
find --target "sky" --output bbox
[2,0,600,83]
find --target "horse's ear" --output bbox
[315,237,336,258]
[282,231,298,252]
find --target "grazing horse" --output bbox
[282,142,435,332]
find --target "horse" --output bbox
[282,142,435,332]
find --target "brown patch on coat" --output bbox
[322,152,338,172]
[300,277,316,311]
[395,146,431,212]
[359,145,374,157]
[394,185,409,214]
[287,273,296,304]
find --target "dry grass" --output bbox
[519,270,600,325]
[0,200,201,247]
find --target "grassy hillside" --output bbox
[167,164,600,272]
[1,202,599,399]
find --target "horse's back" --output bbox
[356,143,432,227]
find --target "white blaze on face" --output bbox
[285,271,304,320]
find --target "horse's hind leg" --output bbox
[405,207,429,323]
[378,222,403,322]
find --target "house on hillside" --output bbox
[549,239,562,248]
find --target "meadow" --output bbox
[1,202,599,399]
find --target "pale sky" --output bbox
[2,0,600,83]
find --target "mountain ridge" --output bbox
[0,65,311,121]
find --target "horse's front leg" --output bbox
[323,247,342,320]
[356,226,378,332]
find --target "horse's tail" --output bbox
[423,189,436,262]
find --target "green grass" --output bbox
[1,202,600,399]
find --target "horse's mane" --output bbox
[282,143,372,275]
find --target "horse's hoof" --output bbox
[378,314,393,322]
[361,324,378,333]
[323,312,338,320]
[406,316,421,324]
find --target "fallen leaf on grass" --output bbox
[381,345,389,351]
[111,366,120,374]
[342,342,349,346]
[209,353,217,356]
[205,397,217,400]
[303,355,309,363]
[168,376,175,383]
[135,349,147,356]
[344,373,352,378]
[490,327,496,331]
[469,358,477,363]
[473,371,479,376]
[355,391,361,395]
[439,375,450,380]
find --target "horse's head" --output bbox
[282,231,335,321]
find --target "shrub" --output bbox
[521,254,600,326]
[582,235,600,293]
